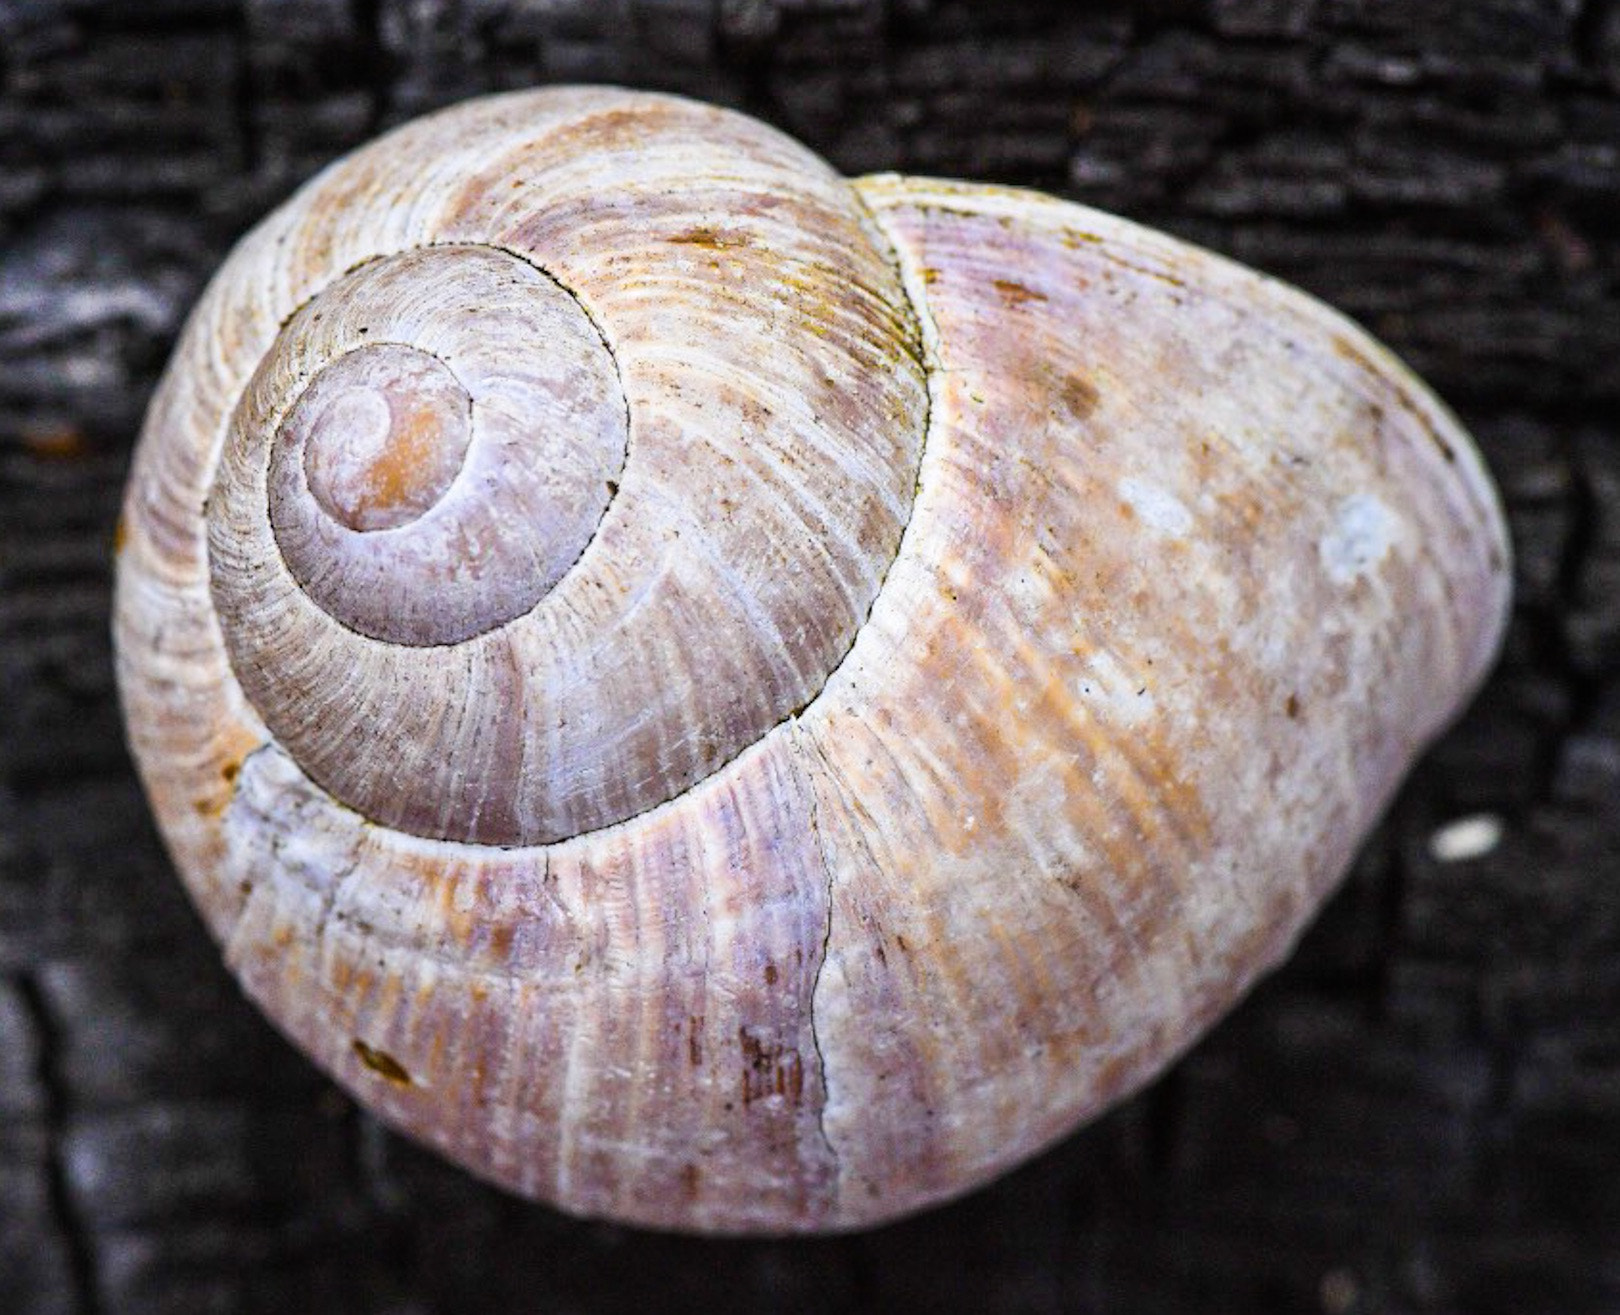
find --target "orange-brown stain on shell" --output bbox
[667,226,751,250]
[353,1038,413,1085]
[194,723,262,817]
[538,103,687,160]
[347,396,459,527]
[401,852,557,973]
[993,278,1047,308]
[1097,248,1188,293]
[739,1026,804,1107]
[490,912,533,965]
[1057,374,1100,423]
[443,102,696,238]
[326,952,376,1000]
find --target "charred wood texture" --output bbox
[2,1,1617,1311]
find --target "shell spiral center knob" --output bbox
[116,86,1511,1233]
[295,344,470,533]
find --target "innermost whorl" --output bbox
[297,344,472,535]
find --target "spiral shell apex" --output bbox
[115,86,1511,1233]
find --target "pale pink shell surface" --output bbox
[114,87,1511,1233]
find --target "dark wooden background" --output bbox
[2,1,1617,1311]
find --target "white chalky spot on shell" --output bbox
[1320,493,1401,584]
[1117,476,1193,539]
[1075,647,1157,726]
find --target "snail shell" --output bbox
[114,86,1510,1233]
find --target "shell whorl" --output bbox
[197,92,927,847]
[115,87,1512,1233]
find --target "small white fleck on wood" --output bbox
[1427,813,1504,863]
